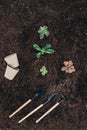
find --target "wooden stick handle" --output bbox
[9,99,32,118]
[36,102,59,123]
[18,104,43,123]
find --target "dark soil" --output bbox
[0,0,87,130]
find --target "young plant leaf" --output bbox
[36,52,42,58]
[44,44,51,49]
[40,34,44,40]
[44,30,49,37]
[45,49,55,54]
[33,44,41,51]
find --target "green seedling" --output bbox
[40,66,48,76]
[38,26,49,39]
[33,44,55,58]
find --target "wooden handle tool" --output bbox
[9,99,32,118]
[36,95,65,123]
[36,102,59,123]
[18,104,43,123]
[18,92,57,123]
[9,89,44,118]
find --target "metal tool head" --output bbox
[43,92,58,105]
[32,89,45,100]
[58,95,66,104]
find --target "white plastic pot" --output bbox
[4,65,19,80]
[4,53,19,68]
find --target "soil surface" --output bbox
[0,0,87,130]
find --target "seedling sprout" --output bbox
[40,66,48,76]
[33,44,55,58]
[38,26,49,39]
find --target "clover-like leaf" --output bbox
[40,66,48,76]
[44,44,51,49]
[38,26,49,39]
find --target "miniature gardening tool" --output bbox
[18,92,58,123]
[36,95,65,123]
[9,89,44,118]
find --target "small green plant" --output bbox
[33,44,55,58]
[38,26,49,39]
[40,66,48,76]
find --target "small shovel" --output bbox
[18,92,58,123]
[36,95,65,123]
[9,89,44,118]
